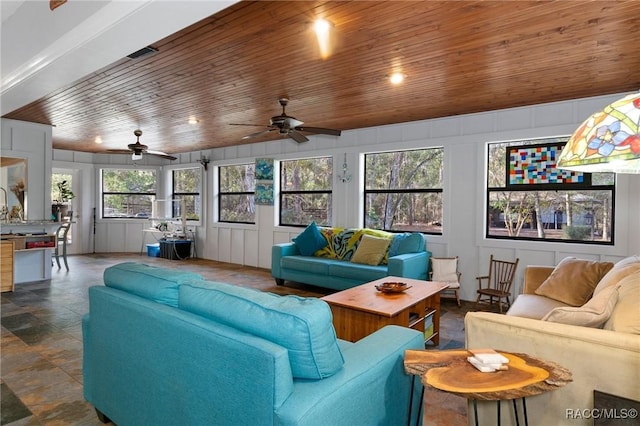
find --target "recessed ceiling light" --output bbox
[389,72,406,85]
[94,136,102,144]
[188,116,199,124]
[314,18,333,59]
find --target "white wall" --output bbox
[12,91,639,301]
[1,118,53,220]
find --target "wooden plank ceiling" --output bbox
[3,1,640,156]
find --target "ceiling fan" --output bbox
[231,98,342,143]
[107,130,176,160]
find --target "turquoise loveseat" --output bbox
[272,225,431,291]
[83,262,425,425]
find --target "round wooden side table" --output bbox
[404,349,572,426]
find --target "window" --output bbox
[280,157,332,226]
[219,163,255,223]
[486,138,615,244]
[101,169,156,218]
[172,168,201,221]
[364,148,443,233]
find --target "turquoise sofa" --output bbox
[272,226,431,291]
[83,262,425,425]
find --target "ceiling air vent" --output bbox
[127,46,158,60]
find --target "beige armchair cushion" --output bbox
[541,285,618,327]
[430,257,459,283]
[534,257,613,306]
[604,273,640,334]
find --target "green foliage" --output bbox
[220,164,255,192]
[173,168,201,193]
[280,157,332,191]
[364,148,443,231]
[102,169,156,217]
[52,175,74,203]
[563,225,591,240]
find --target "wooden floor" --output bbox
[1,253,471,425]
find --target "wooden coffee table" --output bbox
[321,276,448,344]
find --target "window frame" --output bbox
[100,168,157,219]
[486,137,616,245]
[363,147,444,234]
[171,167,202,222]
[218,163,256,225]
[279,156,333,227]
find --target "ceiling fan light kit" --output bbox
[231,98,342,143]
[107,130,177,161]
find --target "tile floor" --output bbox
[1,253,474,425]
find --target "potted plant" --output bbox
[52,180,75,221]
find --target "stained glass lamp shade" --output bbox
[557,93,640,174]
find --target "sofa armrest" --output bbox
[523,265,555,294]
[388,250,430,280]
[271,243,300,278]
[276,325,424,426]
[465,311,640,425]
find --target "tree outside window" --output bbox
[280,157,332,227]
[364,148,443,233]
[172,168,201,221]
[486,138,615,244]
[219,163,255,223]
[102,169,156,218]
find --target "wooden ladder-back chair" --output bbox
[475,255,519,313]
[430,257,461,307]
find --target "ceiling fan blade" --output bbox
[288,130,309,143]
[243,128,277,139]
[229,123,267,127]
[106,149,134,154]
[147,150,177,160]
[295,126,342,136]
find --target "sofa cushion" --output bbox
[103,262,203,307]
[593,255,640,296]
[179,281,344,379]
[541,285,619,327]
[329,262,387,282]
[351,234,392,266]
[534,257,614,306]
[388,232,425,257]
[603,272,640,334]
[292,221,328,256]
[506,294,570,319]
[281,256,333,275]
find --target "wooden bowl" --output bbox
[375,282,412,293]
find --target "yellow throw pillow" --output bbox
[534,257,614,306]
[350,234,392,266]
